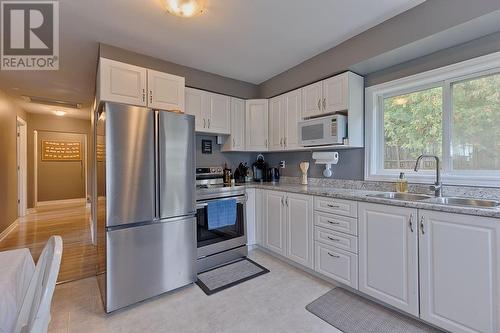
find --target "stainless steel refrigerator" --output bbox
[95,102,196,313]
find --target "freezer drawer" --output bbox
[105,216,196,312]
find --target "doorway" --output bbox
[16,117,27,217]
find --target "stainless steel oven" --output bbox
[196,167,247,272]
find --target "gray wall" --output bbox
[100,44,259,99]
[196,135,253,170]
[258,0,500,98]
[263,149,364,180]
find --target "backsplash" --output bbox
[278,176,500,200]
[196,135,253,169]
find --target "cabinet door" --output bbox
[301,81,322,118]
[185,88,207,132]
[322,73,347,114]
[419,210,500,333]
[283,89,302,150]
[147,69,185,112]
[245,188,256,246]
[315,242,358,289]
[222,98,245,151]
[99,58,147,106]
[358,203,419,316]
[286,193,313,268]
[206,93,230,134]
[268,96,284,151]
[263,191,286,256]
[245,99,268,151]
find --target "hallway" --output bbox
[0,202,96,283]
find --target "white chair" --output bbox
[13,236,63,333]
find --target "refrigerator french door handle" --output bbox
[154,110,160,220]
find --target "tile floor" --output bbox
[49,249,341,333]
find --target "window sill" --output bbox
[366,173,500,188]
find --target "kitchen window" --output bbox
[365,52,500,186]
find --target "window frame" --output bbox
[365,51,500,187]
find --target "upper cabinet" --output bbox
[268,96,284,151]
[98,58,185,112]
[222,97,245,152]
[147,69,185,112]
[268,89,302,151]
[185,87,230,135]
[245,99,268,151]
[300,72,364,147]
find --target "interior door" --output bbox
[358,203,419,316]
[105,103,155,226]
[158,111,195,219]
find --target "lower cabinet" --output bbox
[262,190,313,268]
[315,242,358,289]
[419,210,500,333]
[358,203,419,316]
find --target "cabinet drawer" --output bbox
[315,242,358,289]
[314,196,357,218]
[314,226,358,254]
[314,211,358,236]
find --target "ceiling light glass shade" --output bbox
[54,111,66,116]
[164,0,206,18]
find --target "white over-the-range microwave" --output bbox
[298,114,347,147]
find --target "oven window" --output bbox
[197,201,245,248]
[302,123,323,141]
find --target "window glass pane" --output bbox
[452,72,500,170]
[383,87,442,170]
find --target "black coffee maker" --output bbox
[252,154,268,182]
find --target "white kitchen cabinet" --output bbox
[206,92,230,134]
[185,88,230,134]
[263,190,286,256]
[285,193,313,268]
[98,58,185,111]
[419,210,500,333]
[98,58,147,106]
[245,99,268,151]
[185,87,205,131]
[147,69,185,112]
[301,81,323,118]
[245,188,256,246]
[283,89,302,150]
[268,96,284,151]
[315,242,358,289]
[222,97,245,151]
[358,203,419,316]
[322,73,347,114]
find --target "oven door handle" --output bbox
[196,196,246,208]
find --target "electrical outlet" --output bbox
[279,160,286,168]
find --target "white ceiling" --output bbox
[0,0,425,118]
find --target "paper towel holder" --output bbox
[312,152,339,177]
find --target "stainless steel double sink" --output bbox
[367,192,500,209]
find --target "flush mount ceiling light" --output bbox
[164,0,206,18]
[54,110,66,117]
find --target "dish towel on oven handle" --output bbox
[207,199,237,230]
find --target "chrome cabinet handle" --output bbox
[327,220,340,225]
[409,213,414,233]
[420,216,425,235]
[149,90,153,104]
[322,98,326,110]
[142,89,145,102]
[232,137,235,147]
[327,204,340,208]
[265,139,268,148]
[285,197,289,206]
[281,197,284,206]
[284,137,287,147]
[317,99,321,110]
[328,252,340,258]
[203,119,206,128]
[280,137,283,147]
[208,119,210,128]
[327,236,340,242]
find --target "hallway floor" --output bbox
[0,202,96,283]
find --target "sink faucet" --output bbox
[414,155,442,197]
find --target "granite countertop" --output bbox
[234,182,500,219]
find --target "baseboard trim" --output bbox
[36,198,87,207]
[0,220,18,242]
